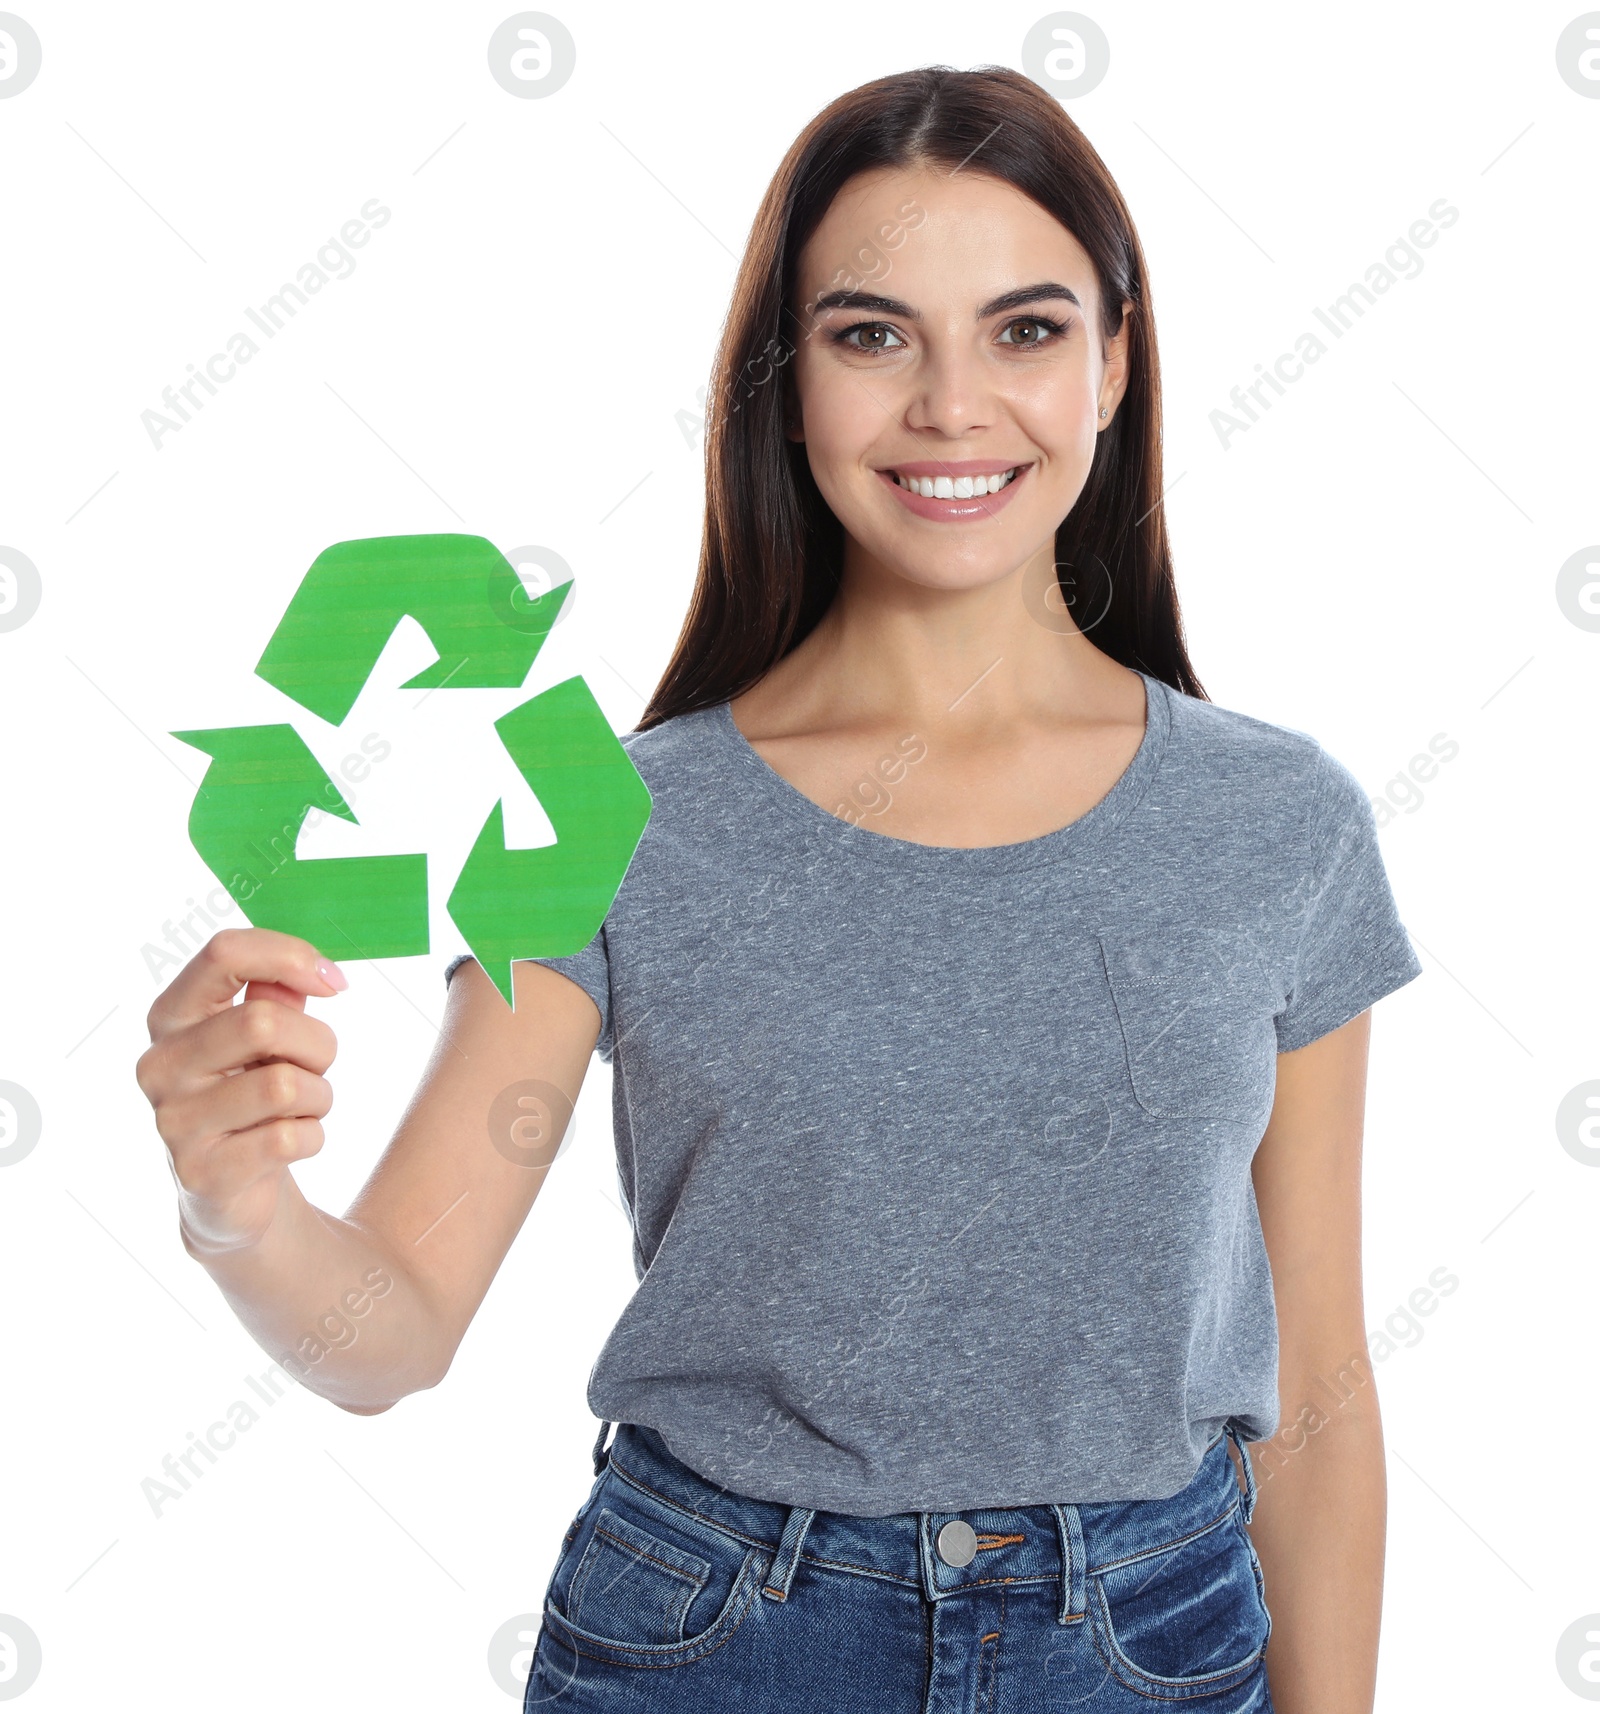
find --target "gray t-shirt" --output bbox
[446,669,1422,1515]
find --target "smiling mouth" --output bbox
[884,465,1025,499]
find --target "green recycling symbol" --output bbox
[171,534,650,1009]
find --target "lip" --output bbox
[877,461,1032,523]
[882,459,1030,478]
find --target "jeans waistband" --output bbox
[588,1418,1259,1624]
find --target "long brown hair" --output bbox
[636,64,1206,731]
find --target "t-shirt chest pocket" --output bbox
[1096,928,1279,1123]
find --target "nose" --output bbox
[903,333,999,441]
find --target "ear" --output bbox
[782,383,804,443]
[1096,298,1136,430]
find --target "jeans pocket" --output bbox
[567,1508,711,1644]
[1090,1508,1271,1700]
[1098,929,1278,1124]
[542,1481,766,1670]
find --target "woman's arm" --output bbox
[1247,1008,1386,1714]
[138,929,602,1414]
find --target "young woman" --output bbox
[138,66,1421,1714]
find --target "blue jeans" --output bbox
[525,1419,1276,1712]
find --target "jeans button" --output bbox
[936,1520,978,1567]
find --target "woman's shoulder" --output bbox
[1155,677,1361,830]
[619,700,727,780]
[1162,677,1328,774]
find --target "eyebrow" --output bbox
[807,281,1083,321]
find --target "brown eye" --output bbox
[832,321,906,353]
[998,315,1067,347]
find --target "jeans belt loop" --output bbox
[1226,1422,1259,1524]
[761,1504,817,1603]
[591,1419,616,1478]
[1052,1503,1087,1624]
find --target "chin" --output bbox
[877,536,1041,591]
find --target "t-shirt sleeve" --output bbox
[444,930,615,1062]
[1274,745,1423,1052]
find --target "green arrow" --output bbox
[254,534,571,725]
[172,724,430,961]
[446,676,651,1009]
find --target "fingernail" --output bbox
[316,958,348,992]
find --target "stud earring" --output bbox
[1099,407,1109,418]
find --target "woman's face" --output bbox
[785,164,1131,597]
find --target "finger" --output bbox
[176,1117,327,1209]
[242,978,311,1012]
[139,1000,337,1105]
[158,1060,333,1160]
[147,927,346,1043]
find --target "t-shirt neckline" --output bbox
[710,669,1172,875]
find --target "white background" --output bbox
[2,1,1596,1708]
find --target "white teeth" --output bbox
[893,466,1020,497]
